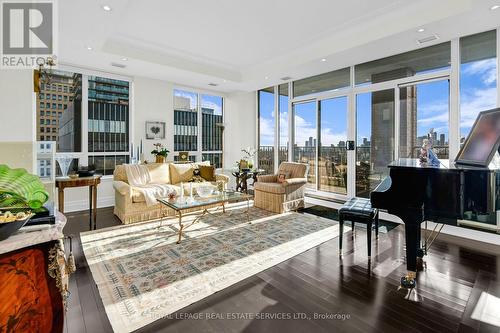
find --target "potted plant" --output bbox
[151,143,170,163]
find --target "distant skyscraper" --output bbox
[308,136,313,147]
[439,133,445,146]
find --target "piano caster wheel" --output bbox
[400,276,417,289]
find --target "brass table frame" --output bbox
[158,194,251,244]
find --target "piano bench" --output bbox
[338,197,379,258]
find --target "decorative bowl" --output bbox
[77,170,95,177]
[197,186,214,198]
[0,212,33,241]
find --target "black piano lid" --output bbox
[388,158,494,171]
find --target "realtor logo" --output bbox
[1,1,57,68]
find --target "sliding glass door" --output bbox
[318,97,348,195]
[293,101,317,189]
[356,90,395,198]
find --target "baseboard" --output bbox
[64,196,115,213]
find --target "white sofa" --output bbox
[113,162,229,224]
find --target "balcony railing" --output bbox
[259,145,450,196]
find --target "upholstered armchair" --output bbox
[254,162,308,213]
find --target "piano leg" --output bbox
[401,212,423,289]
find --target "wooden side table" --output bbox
[232,169,264,193]
[55,175,101,230]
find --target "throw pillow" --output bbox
[277,171,291,183]
[199,165,216,181]
[169,163,195,184]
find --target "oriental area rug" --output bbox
[80,203,345,332]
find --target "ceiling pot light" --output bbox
[417,28,425,33]
[121,57,128,61]
[321,58,327,62]
[264,76,269,79]
[102,5,112,11]
[86,46,93,51]
[491,5,500,10]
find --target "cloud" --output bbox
[201,100,222,115]
[462,59,497,86]
[259,116,275,146]
[174,90,222,115]
[460,87,497,131]
[259,112,346,147]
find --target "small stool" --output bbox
[339,197,379,258]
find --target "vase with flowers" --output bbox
[240,147,256,171]
[151,143,170,163]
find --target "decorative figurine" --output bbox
[419,128,440,166]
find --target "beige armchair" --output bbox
[254,162,308,213]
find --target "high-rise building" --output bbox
[36,71,76,146]
[87,76,130,154]
[440,133,445,146]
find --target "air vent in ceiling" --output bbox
[111,62,126,68]
[280,76,292,81]
[417,34,439,45]
[208,83,218,87]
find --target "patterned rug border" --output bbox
[81,205,348,333]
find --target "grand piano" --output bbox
[371,158,497,288]
[371,108,500,289]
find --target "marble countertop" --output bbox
[0,212,66,255]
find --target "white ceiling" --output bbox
[58,0,500,93]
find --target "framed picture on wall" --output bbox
[145,121,166,140]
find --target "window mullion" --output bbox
[82,74,89,167]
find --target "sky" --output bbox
[174,89,223,115]
[259,56,497,148]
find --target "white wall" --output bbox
[223,91,256,168]
[0,70,34,142]
[0,70,36,173]
[133,76,174,162]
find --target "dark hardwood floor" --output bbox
[62,206,500,333]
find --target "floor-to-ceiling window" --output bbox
[293,101,317,189]
[258,87,275,174]
[356,90,395,198]
[318,97,348,194]
[460,30,498,227]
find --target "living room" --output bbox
[1,1,500,332]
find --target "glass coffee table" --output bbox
[157,191,252,244]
